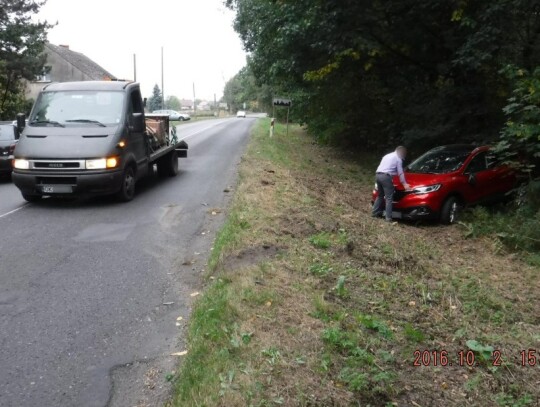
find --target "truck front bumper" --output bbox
[12,169,124,197]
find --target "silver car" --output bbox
[152,110,191,121]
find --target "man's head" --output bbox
[396,146,407,159]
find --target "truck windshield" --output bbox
[407,148,472,174]
[30,91,124,127]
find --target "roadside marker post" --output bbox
[270,118,275,137]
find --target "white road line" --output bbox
[0,204,28,220]
[178,120,230,141]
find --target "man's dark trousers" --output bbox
[372,173,395,221]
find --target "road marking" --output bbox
[0,204,28,220]
[178,120,230,141]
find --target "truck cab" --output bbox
[12,81,187,202]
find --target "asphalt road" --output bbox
[0,117,256,407]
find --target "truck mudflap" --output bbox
[175,140,188,158]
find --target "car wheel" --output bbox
[22,193,42,202]
[440,196,461,225]
[116,165,136,202]
[157,150,179,177]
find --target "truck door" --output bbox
[126,89,147,174]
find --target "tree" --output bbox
[165,95,181,111]
[495,65,540,177]
[223,65,272,113]
[0,0,53,119]
[226,0,540,151]
[147,84,163,112]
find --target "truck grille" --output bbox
[34,162,80,169]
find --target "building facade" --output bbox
[26,43,116,100]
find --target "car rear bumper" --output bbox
[0,157,13,174]
[12,170,124,197]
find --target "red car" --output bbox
[372,145,516,224]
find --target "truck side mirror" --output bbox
[130,113,145,133]
[16,113,26,138]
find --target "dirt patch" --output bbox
[221,245,286,271]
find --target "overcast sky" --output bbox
[35,0,247,101]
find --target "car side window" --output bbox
[465,152,487,174]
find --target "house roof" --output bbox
[46,43,116,80]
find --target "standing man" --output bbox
[372,146,410,222]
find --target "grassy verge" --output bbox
[172,119,539,406]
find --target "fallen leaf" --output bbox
[265,301,272,307]
[176,316,183,321]
[190,292,200,297]
[211,211,217,216]
[175,322,181,327]
[171,351,188,356]
[163,302,174,306]
[408,301,416,307]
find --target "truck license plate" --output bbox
[41,185,72,194]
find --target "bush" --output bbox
[461,181,540,253]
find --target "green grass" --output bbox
[172,118,539,406]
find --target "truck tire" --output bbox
[116,166,136,202]
[157,150,179,178]
[440,196,461,225]
[22,193,42,202]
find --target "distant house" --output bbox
[180,99,194,110]
[25,43,116,100]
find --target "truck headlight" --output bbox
[86,158,107,170]
[86,157,119,170]
[412,184,442,194]
[13,159,30,170]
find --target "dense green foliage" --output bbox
[0,0,52,119]
[147,84,163,112]
[495,66,540,176]
[225,0,540,156]
[223,65,272,113]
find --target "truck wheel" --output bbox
[22,193,42,202]
[157,150,179,177]
[440,196,461,225]
[116,166,136,202]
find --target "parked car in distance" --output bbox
[372,145,517,224]
[0,122,19,176]
[152,110,191,121]
[237,110,246,118]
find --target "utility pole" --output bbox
[214,93,217,117]
[133,54,137,81]
[193,82,197,116]
[161,46,165,109]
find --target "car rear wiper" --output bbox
[30,120,65,128]
[66,119,106,127]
